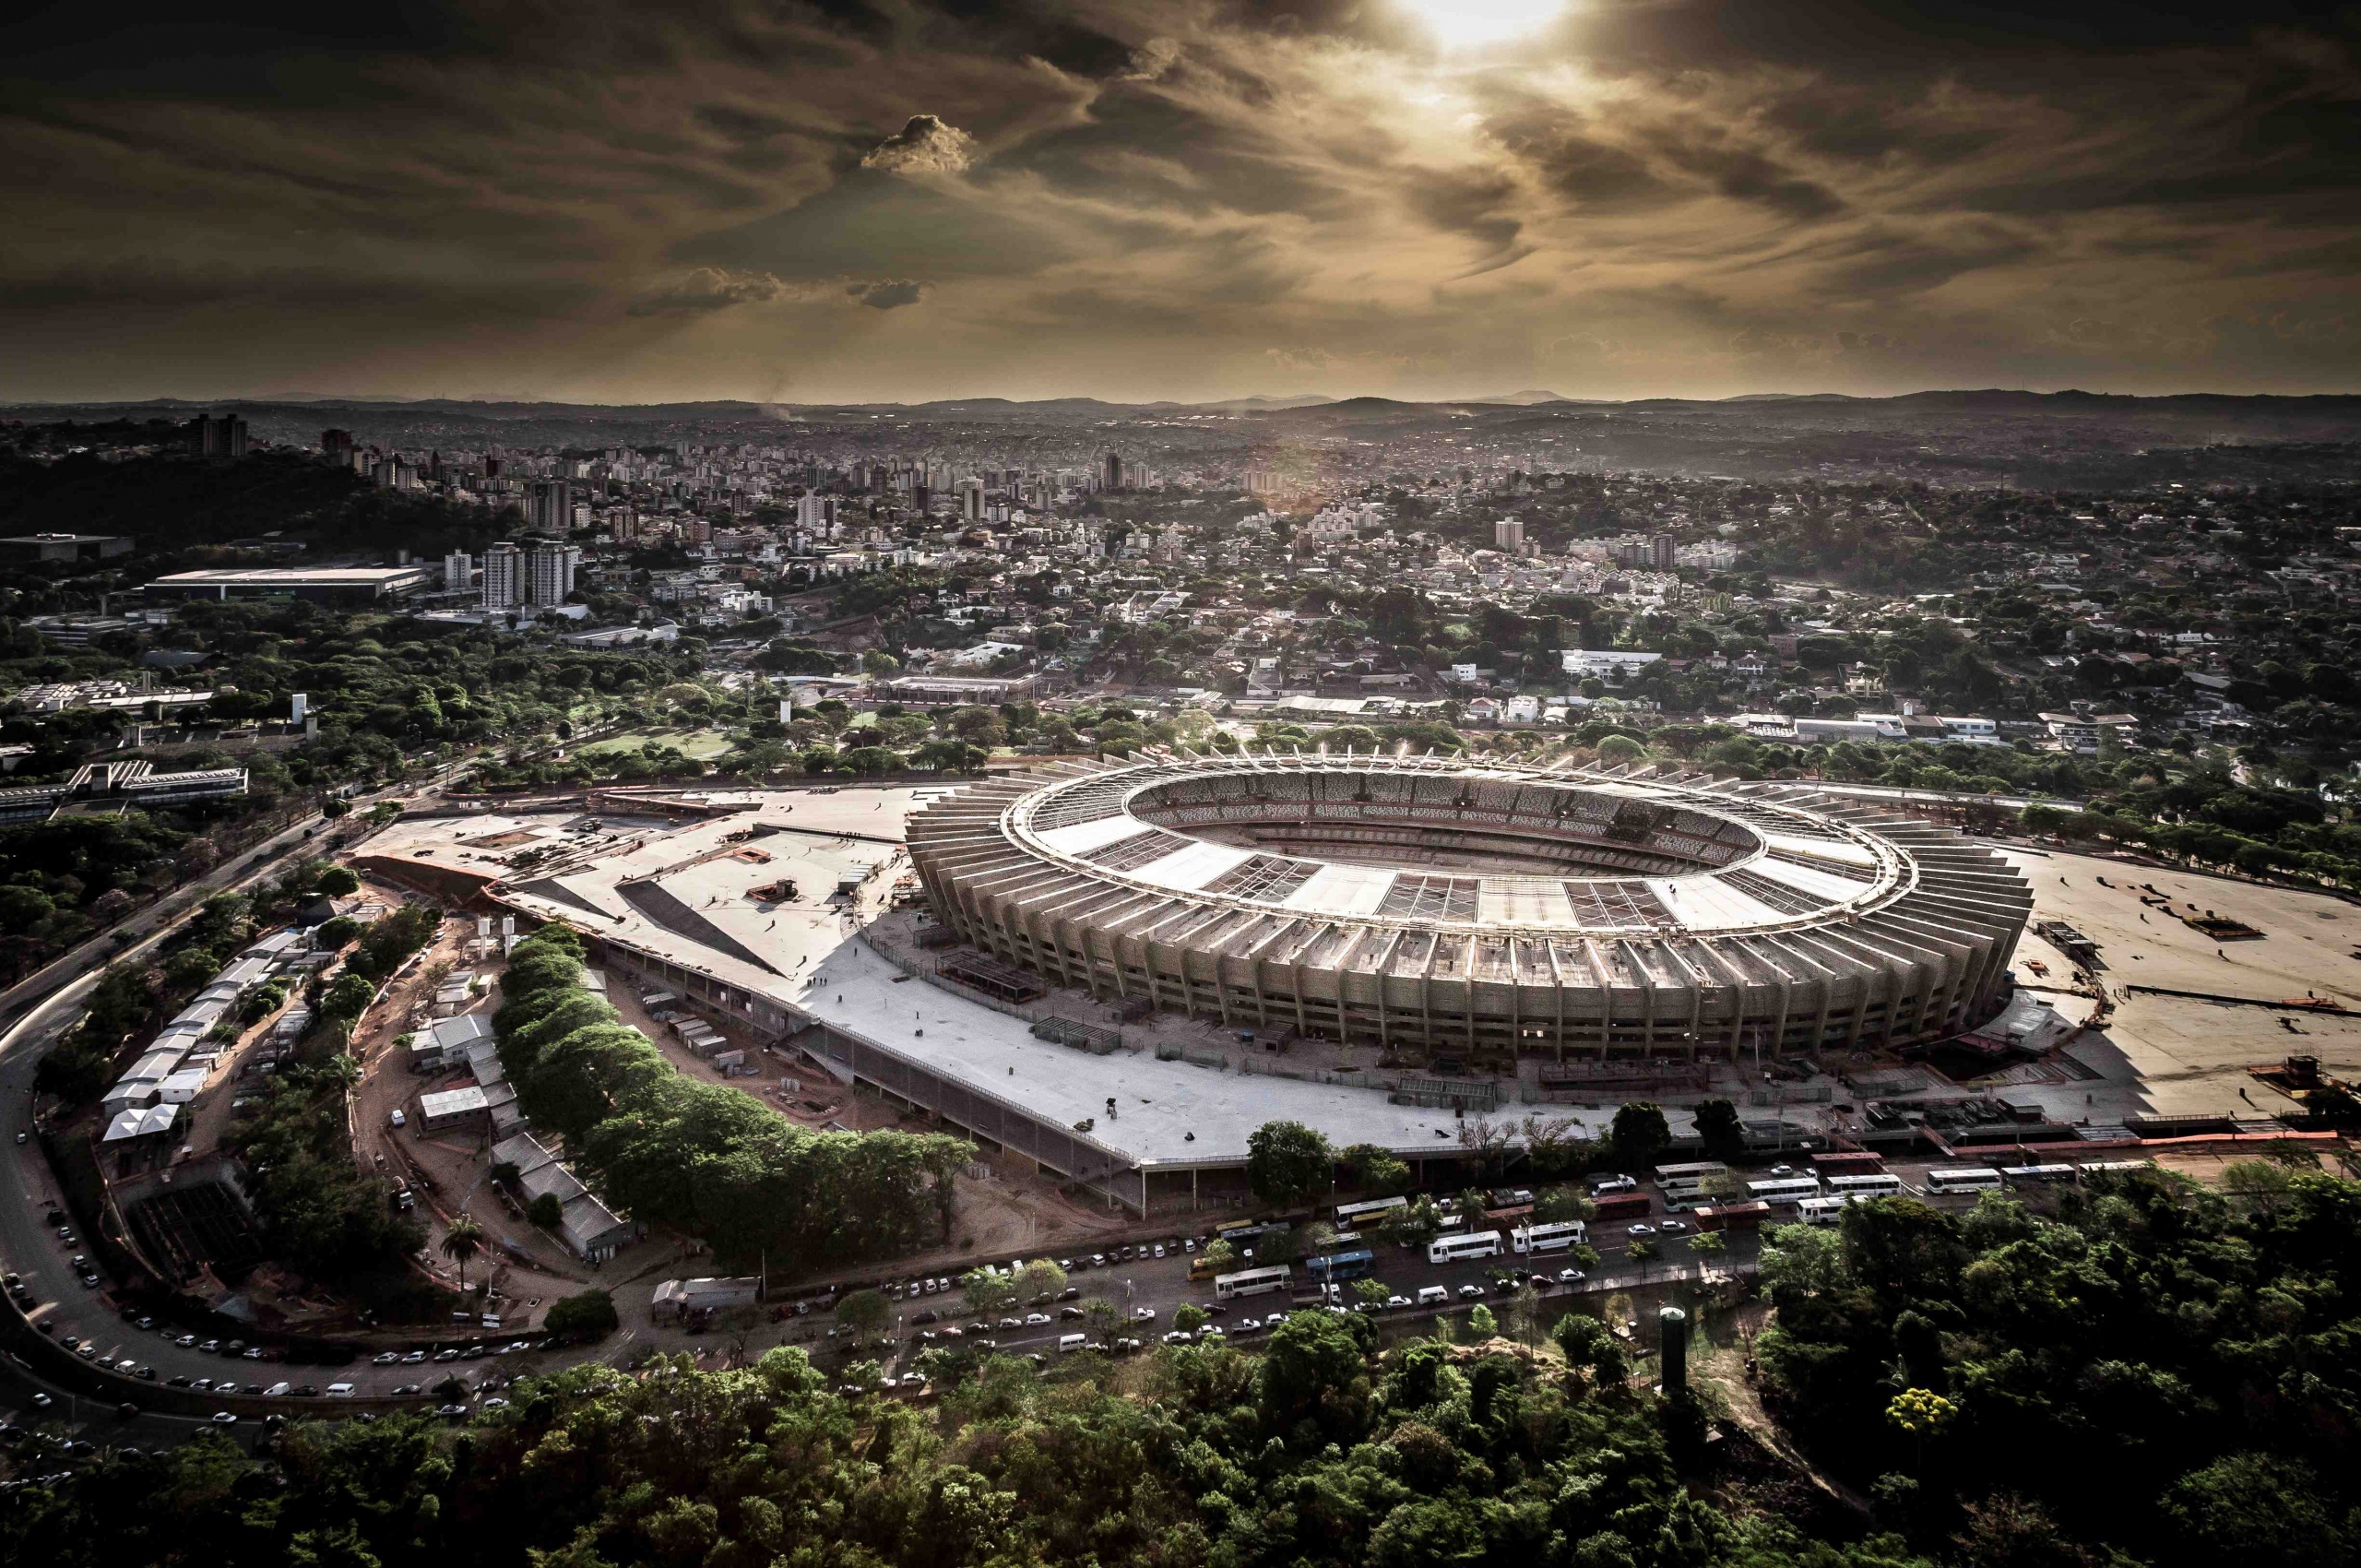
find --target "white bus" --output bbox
[1335,1195,1408,1228]
[1797,1196,1849,1227]
[2076,1160,2149,1181]
[1745,1176,1824,1205]
[1214,1265,1293,1301]
[1427,1229,1504,1265]
[2002,1163,2077,1186]
[1825,1173,1904,1199]
[1654,1161,1730,1196]
[1511,1220,1588,1254]
[1924,1167,2006,1194]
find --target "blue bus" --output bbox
[1305,1249,1375,1284]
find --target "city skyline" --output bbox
[4,2,2357,406]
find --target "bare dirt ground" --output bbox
[343,890,600,1330]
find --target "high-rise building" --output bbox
[528,479,573,533]
[1650,532,1678,570]
[960,479,985,521]
[795,493,835,534]
[192,414,248,457]
[481,542,523,609]
[1101,450,1124,491]
[321,429,353,457]
[443,551,474,591]
[526,541,580,607]
[1494,517,1525,552]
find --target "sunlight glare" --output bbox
[1398,0,1569,50]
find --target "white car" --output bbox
[1660,1218,1690,1234]
[1132,1306,1156,1322]
[374,1351,401,1365]
[1557,1267,1586,1284]
[389,1109,407,1129]
[1236,1318,1262,1333]
[1264,1312,1287,1326]
[1023,1313,1051,1326]
[1626,1223,1656,1237]
[1162,1329,1194,1345]
[265,1382,293,1396]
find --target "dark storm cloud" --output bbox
[0,0,2357,399]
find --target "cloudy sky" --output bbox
[4,2,2357,404]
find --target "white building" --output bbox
[1562,650,1664,679]
[443,551,474,590]
[527,541,580,608]
[481,542,523,609]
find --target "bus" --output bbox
[1511,1220,1588,1254]
[1427,1229,1503,1265]
[2076,1160,2150,1181]
[1335,1195,1408,1228]
[1216,1218,1280,1242]
[1797,1196,1848,1227]
[1214,1265,1293,1301]
[1924,1167,2006,1194]
[1654,1161,1730,1195]
[1824,1173,1904,1199]
[1745,1176,1824,1205]
[1305,1249,1375,1284]
[1661,1191,1722,1214]
[2002,1163,2077,1186]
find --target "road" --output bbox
[611,1222,1762,1386]
[0,809,340,1401]
[0,758,475,1415]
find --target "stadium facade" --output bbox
[908,754,2032,1060]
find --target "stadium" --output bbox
[908,753,2034,1062]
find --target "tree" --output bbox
[440,1214,486,1293]
[1608,1102,1672,1170]
[1692,1098,1745,1161]
[314,915,363,950]
[1552,1312,1631,1388]
[1533,1185,1590,1223]
[1465,1303,1498,1339]
[316,865,362,897]
[1080,1295,1123,1345]
[1352,1277,1393,1309]
[2162,1454,2351,1568]
[1196,1238,1238,1274]
[836,1289,891,1344]
[1339,1142,1411,1195]
[527,1193,564,1229]
[1014,1258,1067,1302]
[1247,1120,1335,1207]
[961,1269,1017,1319]
[1171,1303,1208,1336]
[1628,1238,1658,1262]
[544,1289,619,1341]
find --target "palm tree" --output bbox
[441,1214,486,1294]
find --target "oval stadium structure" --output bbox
[908,753,2032,1061]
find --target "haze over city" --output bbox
[6,2,2359,405]
[5,8,2361,1568]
